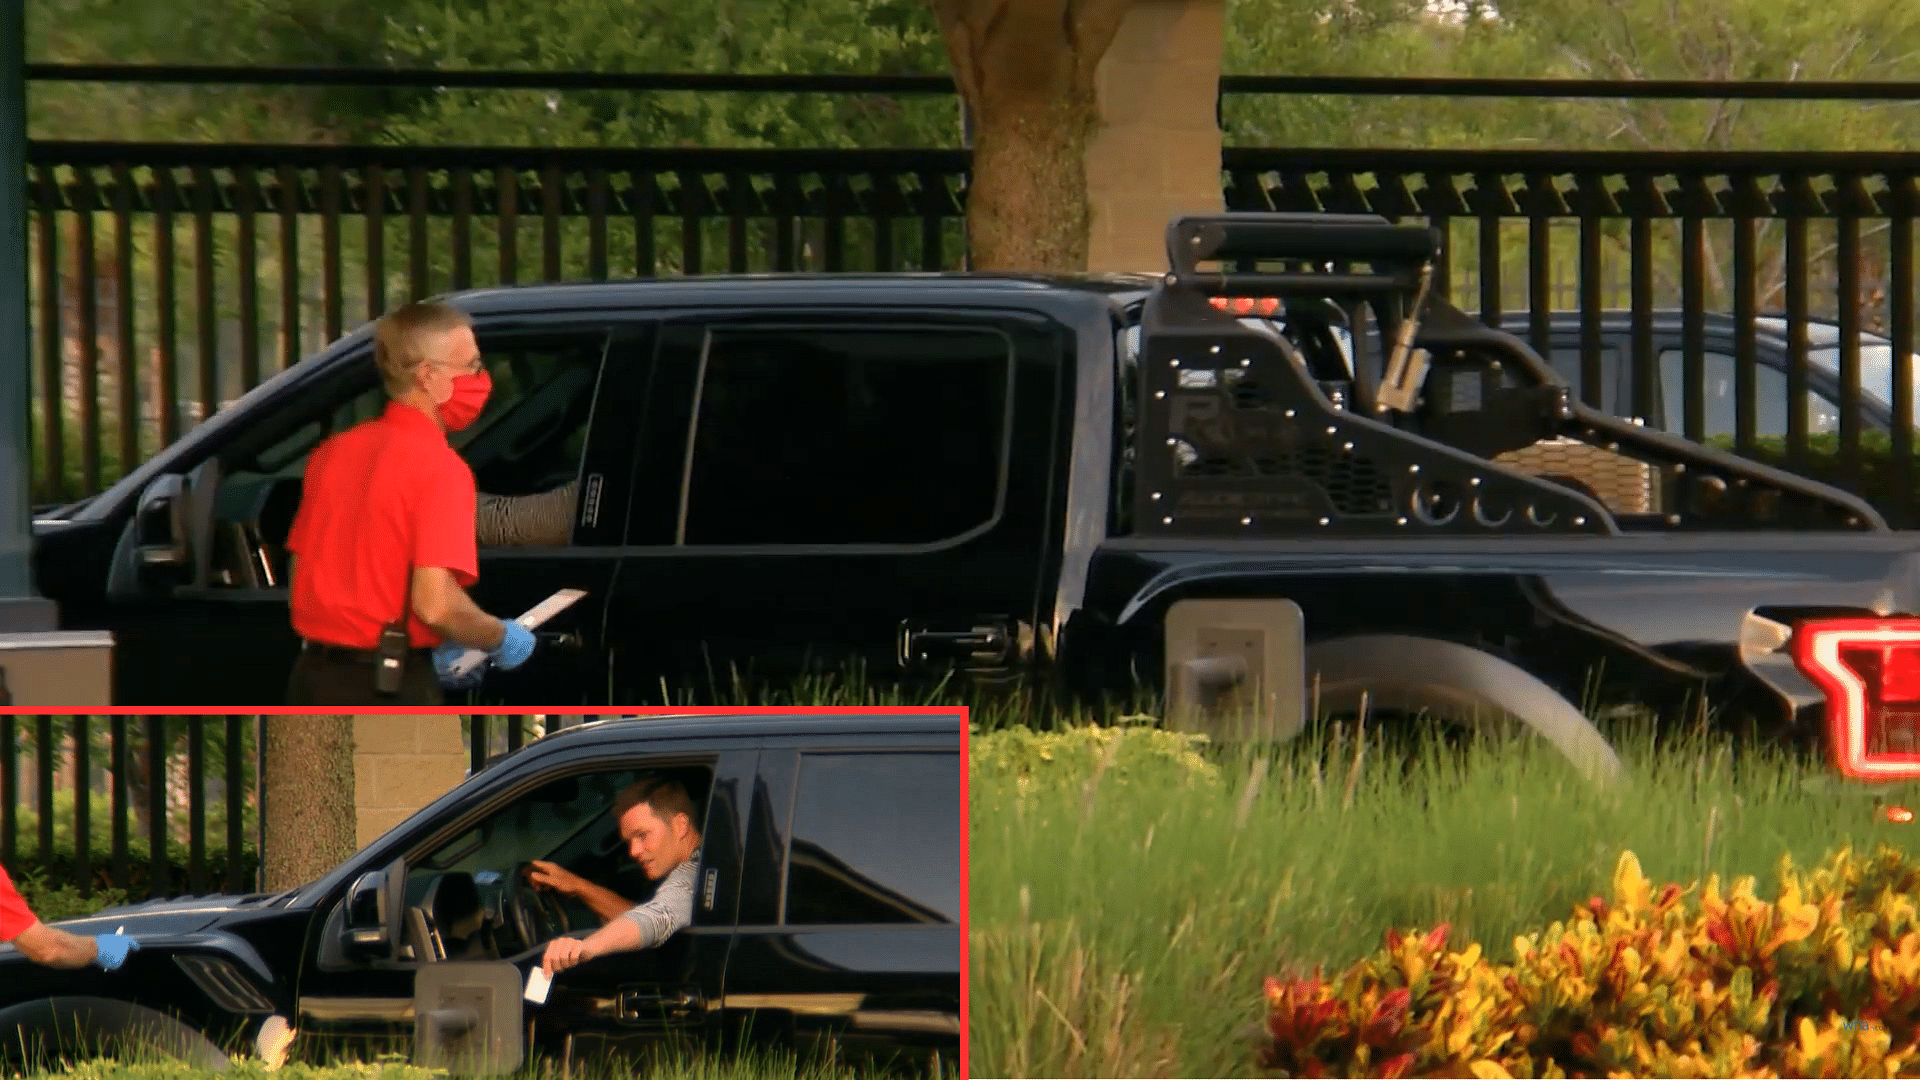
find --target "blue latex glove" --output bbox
[490,620,536,672]
[432,642,485,690]
[92,933,139,971]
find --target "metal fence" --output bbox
[26,142,1920,512]
[21,65,1920,522]
[23,142,973,503]
[0,715,606,902]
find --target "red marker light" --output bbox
[1208,296,1282,317]
[1887,806,1914,823]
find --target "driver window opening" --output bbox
[397,763,714,965]
[190,332,607,593]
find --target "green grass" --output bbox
[18,1046,926,1080]
[967,718,1920,1078]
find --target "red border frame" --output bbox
[1792,618,1920,780]
[0,706,972,1076]
[0,706,968,716]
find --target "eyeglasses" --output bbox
[430,357,485,376]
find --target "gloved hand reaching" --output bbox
[490,620,536,671]
[431,642,485,690]
[91,933,139,971]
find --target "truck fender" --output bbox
[0,996,231,1072]
[1306,634,1624,785]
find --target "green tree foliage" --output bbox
[1221,0,1920,151]
[28,0,1920,151]
[378,0,953,149]
[27,0,400,141]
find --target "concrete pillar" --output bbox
[1085,0,1227,275]
[352,716,469,847]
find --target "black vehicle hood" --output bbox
[48,891,284,937]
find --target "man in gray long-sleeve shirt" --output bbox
[529,777,704,976]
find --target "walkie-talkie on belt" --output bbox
[374,562,412,696]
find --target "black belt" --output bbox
[301,640,433,664]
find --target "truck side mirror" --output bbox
[341,870,392,960]
[413,961,526,1075]
[133,474,191,587]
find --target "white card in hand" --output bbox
[448,589,588,678]
[524,966,552,1005]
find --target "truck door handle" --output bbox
[619,988,701,1021]
[898,618,1014,667]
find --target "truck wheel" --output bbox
[1305,634,1625,785]
[0,996,231,1073]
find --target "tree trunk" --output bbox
[936,0,1136,273]
[262,717,356,891]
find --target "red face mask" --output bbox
[439,369,492,432]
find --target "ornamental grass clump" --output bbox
[968,721,1220,796]
[1259,844,1920,1078]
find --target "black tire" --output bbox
[0,996,231,1073]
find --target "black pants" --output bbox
[285,646,444,707]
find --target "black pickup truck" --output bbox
[0,713,962,1074]
[28,212,1920,779]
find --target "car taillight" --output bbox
[1792,618,1920,780]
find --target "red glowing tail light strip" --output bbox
[1791,618,1920,781]
[1208,296,1283,317]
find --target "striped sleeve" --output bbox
[617,861,698,948]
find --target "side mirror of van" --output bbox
[133,474,191,586]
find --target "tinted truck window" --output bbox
[1657,349,1840,439]
[681,326,1011,546]
[783,752,960,925]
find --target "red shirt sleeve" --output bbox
[287,439,332,556]
[0,865,38,942]
[413,449,479,587]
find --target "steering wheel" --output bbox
[503,862,566,953]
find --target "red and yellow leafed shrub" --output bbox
[1259,845,1920,1078]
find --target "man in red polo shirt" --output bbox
[1,863,139,969]
[284,300,536,705]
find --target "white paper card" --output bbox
[447,589,588,678]
[523,966,552,1005]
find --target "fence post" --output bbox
[0,717,13,870]
[34,716,51,867]
[110,716,127,889]
[72,716,89,898]
[254,715,266,892]
[147,716,169,896]
[225,716,244,892]
[0,0,55,632]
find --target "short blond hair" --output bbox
[372,301,472,397]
